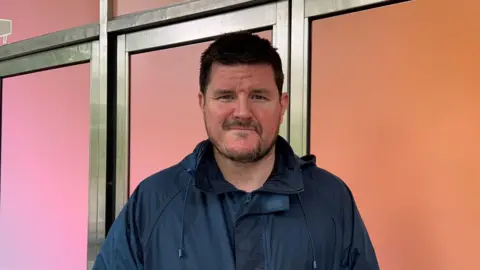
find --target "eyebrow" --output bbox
[212,89,235,96]
[212,88,270,95]
[251,89,270,95]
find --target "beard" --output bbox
[211,134,277,163]
[205,118,279,163]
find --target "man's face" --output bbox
[199,63,289,163]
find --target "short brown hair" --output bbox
[199,32,284,95]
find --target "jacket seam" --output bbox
[142,170,192,252]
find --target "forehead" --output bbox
[208,63,277,91]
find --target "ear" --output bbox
[280,92,289,122]
[198,91,205,112]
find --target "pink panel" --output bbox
[0,0,98,43]
[129,31,272,194]
[0,64,91,270]
[114,0,188,17]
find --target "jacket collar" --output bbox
[179,136,311,195]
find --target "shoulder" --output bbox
[122,163,190,219]
[132,140,207,200]
[120,164,191,243]
[300,164,355,214]
[132,163,191,205]
[302,165,351,195]
[138,164,189,191]
[123,143,203,226]
[296,154,350,196]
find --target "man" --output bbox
[93,32,379,270]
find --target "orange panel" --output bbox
[1,0,98,43]
[114,0,188,17]
[129,31,272,194]
[309,1,480,270]
[0,64,91,269]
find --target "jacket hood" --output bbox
[179,136,316,194]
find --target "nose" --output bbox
[232,94,252,119]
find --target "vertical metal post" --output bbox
[273,0,291,141]
[87,40,102,270]
[86,0,112,269]
[290,0,309,156]
[115,34,129,218]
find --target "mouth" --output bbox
[228,127,256,131]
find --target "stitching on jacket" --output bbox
[142,169,192,252]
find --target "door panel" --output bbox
[114,2,288,214]
[309,1,480,269]
[0,64,91,270]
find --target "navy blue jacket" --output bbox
[93,137,379,270]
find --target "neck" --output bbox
[214,147,276,192]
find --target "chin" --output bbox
[225,133,258,146]
[221,135,258,153]
[222,144,261,163]
[226,144,256,153]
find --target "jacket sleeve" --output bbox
[341,183,380,270]
[92,188,144,270]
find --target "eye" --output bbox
[217,95,235,101]
[251,95,267,100]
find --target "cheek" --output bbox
[253,107,282,133]
[205,108,229,130]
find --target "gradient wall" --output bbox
[0,64,91,270]
[1,1,96,269]
[309,0,480,269]
[129,42,209,193]
[0,0,98,43]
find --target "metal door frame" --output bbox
[114,0,290,217]
[0,40,107,270]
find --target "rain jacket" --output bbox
[93,137,379,270]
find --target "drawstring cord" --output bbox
[178,169,194,258]
[297,194,318,269]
